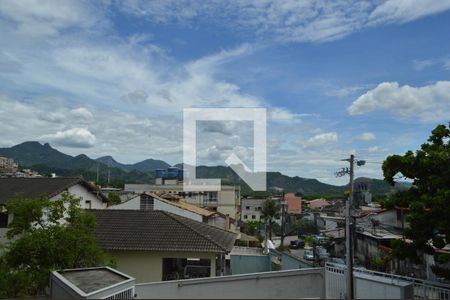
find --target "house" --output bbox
[240,198,265,222]
[285,192,302,215]
[108,192,236,231]
[89,209,236,283]
[0,177,109,245]
[124,180,240,220]
[306,198,331,210]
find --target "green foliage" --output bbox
[261,199,280,240]
[305,235,313,247]
[383,124,450,279]
[294,218,319,235]
[242,220,260,236]
[0,193,113,298]
[276,244,290,251]
[107,192,122,205]
[369,256,391,272]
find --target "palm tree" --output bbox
[261,198,280,240]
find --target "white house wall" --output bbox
[154,200,203,222]
[108,196,140,210]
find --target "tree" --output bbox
[107,192,121,206]
[261,198,280,240]
[0,193,113,298]
[295,218,319,236]
[242,220,260,236]
[382,123,450,279]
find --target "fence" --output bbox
[325,262,450,299]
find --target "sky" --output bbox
[0,0,449,185]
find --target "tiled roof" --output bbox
[89,209,237,253]
[147,192,216,217]
[0,177,109,205]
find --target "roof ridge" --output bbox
[41,177,83,199]
[161,211,229,252]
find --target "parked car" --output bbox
[328,257,345,265]
[315,246,330,260]
[303,250,314,261]
[312,235,329,245]
[290,239,305,249]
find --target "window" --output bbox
[140,196,154,210]
[205,192,218,202]
[251,215,256,219]
[162,258,211,281]
[257,206,261,211]
[0,212,8,228]
[85,200,92,209]
[244,215,248,219]
[245,206,250,210]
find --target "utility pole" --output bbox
[335,154,365,300]
[280,191,286,248]
[346,154,355,300]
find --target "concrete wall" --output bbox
[109,250,217,283]
[230,255,270,275]
[372,210,397,228]
[230,250,310,275]
[108,195,140,209]
[241,198,264,222]
[135,268,325,299]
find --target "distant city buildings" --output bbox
[0,156,43,177]
[0,156,18,173]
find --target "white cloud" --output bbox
[359,132,376,141]
[348,81,450,122]
[118,0,450,43]
[305,132,338,148]
[0,0,105,37]
[42,128,96,148]
[413,59,436,71]
[367,0,450,25]
[368,146,379,153]
[445,59,450,70]
[70,107,94,124]
[269,108,298,121]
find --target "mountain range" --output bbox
[0,141,401,197]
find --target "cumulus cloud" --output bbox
[42,128,96,148]
[348,81,450,122]
[359,132,376,141]
[304,132,338,148]
[70,107,94,123]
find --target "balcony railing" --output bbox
[325,262,450,299]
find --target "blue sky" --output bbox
[0,0,449,184]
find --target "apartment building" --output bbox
[0,156,18,173]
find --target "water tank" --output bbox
[167,167,179,179]
[155,169,166,178]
